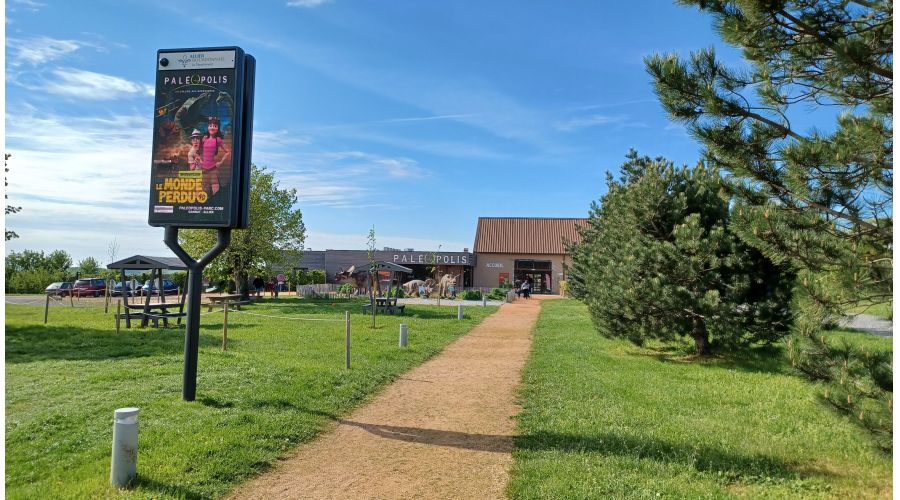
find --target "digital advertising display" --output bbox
[148,47,254,228]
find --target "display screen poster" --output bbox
[149,48,243,227]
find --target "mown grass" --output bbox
[509,299,892,499]
[5,298,496,499]
[848,301,893,321]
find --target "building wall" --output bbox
[472,253,571,294]
[296,250,476,286]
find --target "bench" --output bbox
[202,294,244,312]
[360,303,406,315]
[204,298,251,312]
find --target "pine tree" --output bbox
[646,0,891,448]
[569,151,793,355]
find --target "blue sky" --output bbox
[5,0,745,264]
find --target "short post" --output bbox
[457,304,463,320]
[105,283,110,313]
[399,323,408,348]
[222,300,229,351]
[44,294,50,324]
[110,407,139,488]
[69,291,74,307]
[482,288,486,307]
[345,311,351,369]
[116,300,122,334]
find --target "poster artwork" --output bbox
[150,50,237,226]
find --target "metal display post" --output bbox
[164,226,231,401]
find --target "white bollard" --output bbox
[482,291,486,307]
[457,304,464,319]
[399,323,408,347]
[110,407,139,488]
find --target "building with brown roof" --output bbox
[472,217,587,294]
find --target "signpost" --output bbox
[148,46,255,401]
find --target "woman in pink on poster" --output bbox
[201,116,231,196]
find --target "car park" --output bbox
[44,281,74,297]
[73,278,107,297]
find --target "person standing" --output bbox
[520,278,531,300]
[252,276,264,297]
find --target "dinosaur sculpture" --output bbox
[333,265,382,296]
[436,274,459,298]
[402,278,436,297]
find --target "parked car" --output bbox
[111,281,136,297]
[72,278,107,297]
[142,279,179,295]
[45,281,74,297]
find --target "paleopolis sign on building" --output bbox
[389,252,474,266]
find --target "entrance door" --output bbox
[515,260,553,294]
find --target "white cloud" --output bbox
[7,36,82,66]
[286,0,330,7]
[4,110,177,261]
[7,0,45,13]
[36,67,154,100]
[554,114,622,132]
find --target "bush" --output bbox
[487,288,507,301]
[8,269,66,294]
[337,283,354,297]
[461,289,482,300]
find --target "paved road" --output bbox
[841,313,892,337]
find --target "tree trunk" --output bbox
[233,271,250,300]
[692,317,711,356]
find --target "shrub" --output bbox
[461,289,482,300]
[8,269,66,294]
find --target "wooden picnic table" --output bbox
[121,301,186,328]
[205,294,247,312]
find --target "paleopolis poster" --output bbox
[149,50,238,226]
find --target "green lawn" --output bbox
[5,298,496,499]
[509,299,891,499]
[848,301,893,321]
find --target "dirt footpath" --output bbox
[232,296,551,500]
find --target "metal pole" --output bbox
[164,226,231,401]
[116,300,121,334]
[457,304,463,320]
[105,281,110,313]
[345,311,351,369]
[399,323,408,347]
[44,294,50,324]
[222,300,229,351]
[69,289,74,307]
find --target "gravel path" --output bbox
[231,296,550,499]
[841,313,893,337]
